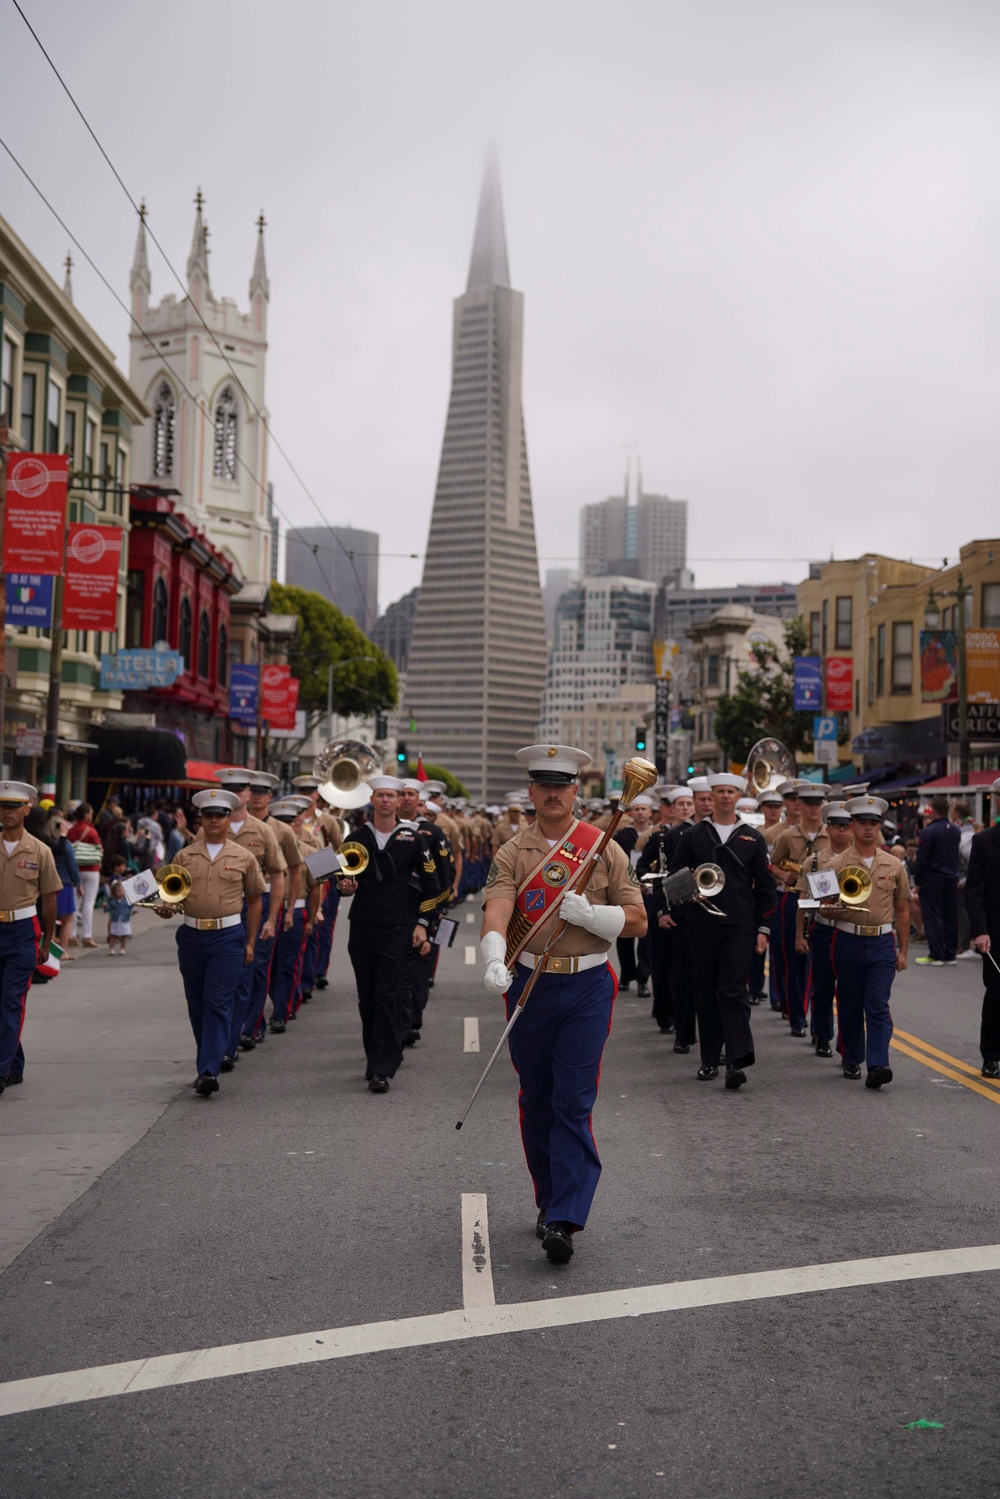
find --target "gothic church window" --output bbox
[152,577,169,644]
[153,382,176,477]
[198,610,211,679]
[179,596,193,670]
[213,386,238,480]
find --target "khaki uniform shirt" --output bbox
[830,845,910,926]
[228,812,286,879]
[491,816,526,850]
[771,826,830,875]
[484,822,644,958]
[266,818,304,876]
[317,810,343,849]
[437,813,464,860]
[173,836,265,919]
[298,826,323,892]
[0,830,61,910]
[761,821,785,848]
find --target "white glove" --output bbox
[481,930,513,996]
[559,892,626,942]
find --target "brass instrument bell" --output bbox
[837,866,872,907]
[694,863,725,899]
[131,863,192,909]
[744,737,797,796]
[315,738,383,811]
[337,840,370,877]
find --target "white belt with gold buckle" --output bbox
[0,907,37,923]
[834,920,893,938]
[516,950,609,975]
[183,914,242,932]
[294,898,307,909]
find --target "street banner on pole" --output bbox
[229,663,258,723]
[654,678,670,774]
[966,631,1000,704]
[919,630,958,703]
[2,453,68,573]
[262,663,298,729]
[5,573,54,628]
[62,524,123,630]
[825,656,853,712]
[793,656,823,710]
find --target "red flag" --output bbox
[63,524,123,630]
[3,453,68,573]
[416,753,428,782]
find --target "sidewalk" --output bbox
[0,912,192,1270]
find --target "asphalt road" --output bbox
[0,905,998,1498]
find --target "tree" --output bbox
[713,617,814,765]
[400,761,468,798]
[268,583,397,746]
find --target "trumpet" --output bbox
[336,840,370,877]
[131,863,192,910]
[641,861,726,917]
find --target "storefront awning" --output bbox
[88,726,187,782]
[185,759,238,785]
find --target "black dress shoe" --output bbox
[696,1064,719,1081]
[315,978,329,990]
[982,1060,1000,1079]
[770,1003,783,1013]
[403,1029,421,1047]
[542,1223,574,1262]
[368,1074,390,1093]
[619,982,631,993]
[790,1026,807,1038]
[637,983,650,998]
[673,1042,690,1054]
[253,1029,267,1043]
[843,1063,862,1080]
[536,1209,547,1240]
[724,1066,747,1090]
[753,991,767,1001]
[816,1042,833,1058]
[269,1020,286,1033]
[748,994,761,1006]
[3,1073,23,1085]
[194,1073,219,1097]
[301,990,312,1003]
[0,1077,5,1096]
[865,1065,893,1089]
[219,1055,236,1073]
[239,1034,256,1051]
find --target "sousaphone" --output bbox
[744,737,797,796]
[315,737,383,811]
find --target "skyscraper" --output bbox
[284,525,378,633]
[405,152,546,799]
[580,483,687,586]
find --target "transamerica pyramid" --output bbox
[405,151,546,801]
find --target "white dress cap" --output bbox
[368,775,403,792]
[736,797,760,811]
[707,772,747,792]
[247,771,280,790]
[213,767,252,786]
[629,793,656,809]
[0,780,36,804]
[192,788,240,811]
[291,774,322,790]
[515,744,592,783]
[666,786,694,804]
[687,777,711,794]
[845,795,888,818]
[424,800,442,814]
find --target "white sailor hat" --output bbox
[398,779,424,792]
[687,777,711,794]
[515,744,592,784]
[630,793,656,809]
[424,800,442,814]
[368,775,403,792]
[291,774,322,791]
[422,780,446,795]
[192,788,239,811]
[0,780,36,805]
[776,780,800,797]
[736,797,760,811]
[707,772,746,792]
[246,770,280,790]
[822,800,851,824]
[268,798,301,820]
[666,786,694,804]
[795,780,827,801]
[757,790,783,807]
[213,767,252,787]
[846,794,888,819]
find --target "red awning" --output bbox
[919,770,999,789]
[185,758,236,785]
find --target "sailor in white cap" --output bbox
[395,778,455,1044]
[155,789,264,1097]
[965,777,1000,1078]
[242,771,305,1036]
[768,781,830,1036]
[481,744,646,1262]
[667,769,776,1089]
[335,774,446,1092]
[686,776,714,823]
[825,795,909,1087]
[0,782,61,1094]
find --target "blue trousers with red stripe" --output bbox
[505,960,616,1232]
[271,908,306,1023]
[0,917,38,1082]
[808,920,836,1044]
[316,884,339,979]
[832,930,895,1069]
[779,891,808,1028]
[176,924,246,1078]
[229,892,276,1051]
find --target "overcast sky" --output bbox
[3,0,999,614]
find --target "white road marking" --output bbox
[2,1243,998,1418]
[464,945,476,965]
[466,912,474,923]
[461,1193,495,1309]
[464,1017,480,1053]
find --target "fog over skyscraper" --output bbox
[405,152,545,799]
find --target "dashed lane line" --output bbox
[2,1243,998,1418]
[464,945,476,965]
[461,1193,495,1308]
[463,1017,480,1053]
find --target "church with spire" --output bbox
[128,192,274,584]
[404,151,546,800]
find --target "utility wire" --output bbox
[11,0,375,631]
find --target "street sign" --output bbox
[942,701,1000,743]
[813,716,837,742]
[15,728,43,758]
[813,740,838,766]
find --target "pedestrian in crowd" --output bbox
[0,781,60,1095]
[107,857,133,955]
[103,817,132,874]
[67,803,103,948]
[914,795,960,966]
[45,809,81,958]
[963,777,1000,1079]
[95,798,122,841]
[166,807,191,861]
[903,839,924,940]
[953,800,977,957]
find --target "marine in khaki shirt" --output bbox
[0,826,62,913]
[491,811,526,851]
[828,844,911,931]
[172,834,265,921]
[484,820,644,960]
[770,823,831,885]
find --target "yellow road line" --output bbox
[893,1026,1000,1089]
[889,1038,1000,1106]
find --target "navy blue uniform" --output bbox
[915,817,961,962]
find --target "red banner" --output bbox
[3,453,68,573]
[63,524,123,630]
[825,656,853,712]
[261,662,299,730]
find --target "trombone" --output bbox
[336,840,370,877]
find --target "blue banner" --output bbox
[229,663,258,723]
[5,574,54,628]
[793,656,823,711]
[100,647,184,690]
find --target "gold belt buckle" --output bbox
[0,911,14,924]
[545,956,575,975]
[201,918,220,931]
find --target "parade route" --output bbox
[1,908,999,1496]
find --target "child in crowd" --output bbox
[107,857,133,956]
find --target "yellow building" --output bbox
[797,541,1000,775]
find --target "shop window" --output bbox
[152,577,169,644]
[179,596,192,669]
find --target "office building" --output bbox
[284,524,379,634]
[580,487,687,585]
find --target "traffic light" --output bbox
[396,741,407,767]
[635,726,647,753]
[687,763,695,776]
[375,712,387,740]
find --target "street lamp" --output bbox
[326,655,377,741]
[925,576,971,787]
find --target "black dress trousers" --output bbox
[687,921,756,1070]
[347,921,408,1078]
